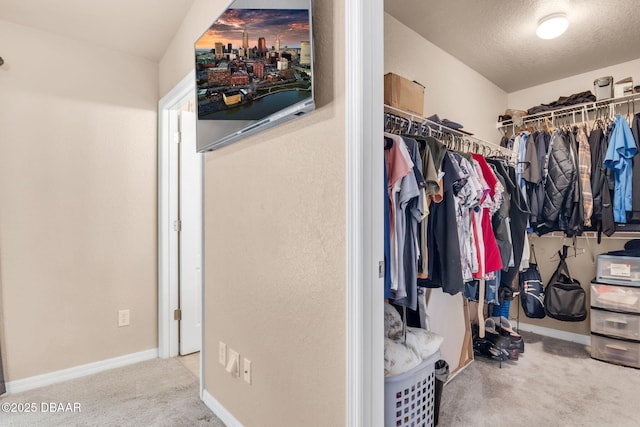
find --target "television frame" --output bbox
[195,0,315,152]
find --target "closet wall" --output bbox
[505,58,640,338]
[384,13,507,142]
[508,57,640,110]
[159,1,347,425]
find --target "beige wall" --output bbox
[514,236,627,336]
[506,58,640,336]
[0,19,159,381]
[159,0,228,97]
[384,13,508,142]
[508,57,640,111]
[159,1,346,426]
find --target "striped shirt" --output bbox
[577,126,593,226]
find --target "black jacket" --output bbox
[526,131,549,229]
[565,130,584,236]
[589,126,615,239]
[590,128,605,221]
[418,152,464,295]
[487,159,528,290]
[538,130,576,234]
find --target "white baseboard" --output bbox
[5,348,158,394]
[202,389,244,427]
[516,322,591,346]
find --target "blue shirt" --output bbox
[604,115,638,223]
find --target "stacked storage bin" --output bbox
[590,255,640,368]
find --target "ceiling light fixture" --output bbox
[536,13,569,39]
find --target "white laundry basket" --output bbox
[384,352,439,427]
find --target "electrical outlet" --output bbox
[219,342,227,366]
[243,358,252,384]
[118,309,130,327]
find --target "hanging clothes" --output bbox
[589,126,615,238]
[384,133,412,295]
[383,110,520,303]
[413,136,442,279]
[604,115,638,223]
[393,137,426,310]
[488,159,528,290]
[471,153,504,275]
[383,153,392,300]
[589,127,605,221]
[514,131,530,205]
[450,152,475,282]
[631,113,640,221]
[563,129,583,237]
[491,164,513,269]
[538,129,576,235]
[525,130,549,229]
[419,152,465,295]
[576,125,593,227]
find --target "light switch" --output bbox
[226,349,239,377]
[118,309,130,327]
[219,342,227,366]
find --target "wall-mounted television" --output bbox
[195,0,315,152]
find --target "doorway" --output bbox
[158,72,204,387]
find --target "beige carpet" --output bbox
[438,331,640,427]
[0,358,224,427]
[3,333,639,426]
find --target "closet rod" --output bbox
[538,231,640,240]
[497,92,640,130]
[384,104,517,162]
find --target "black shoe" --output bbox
[473,337,509,361]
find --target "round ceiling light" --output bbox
[536,13,569,39]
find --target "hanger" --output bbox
[550,237,585,261]
[384,135,394,149]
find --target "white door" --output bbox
[179,110,203,355]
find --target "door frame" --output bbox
[345,0,385,425]
[158,71,204,391]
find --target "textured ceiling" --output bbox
[385,0,640,93]
[0,0,195,62]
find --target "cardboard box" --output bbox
[384,73,425,116]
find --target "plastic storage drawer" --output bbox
[591,333,640,368]
[385,352,438,427]
[591,308,640,340]
[596,255,640,285]
[591,282,640,314]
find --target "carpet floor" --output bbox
[0,358,224,427]
[2,332,639,426]
[438,331,640,427]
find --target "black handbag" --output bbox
[519,244,546,319]
[544,246,587,322]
